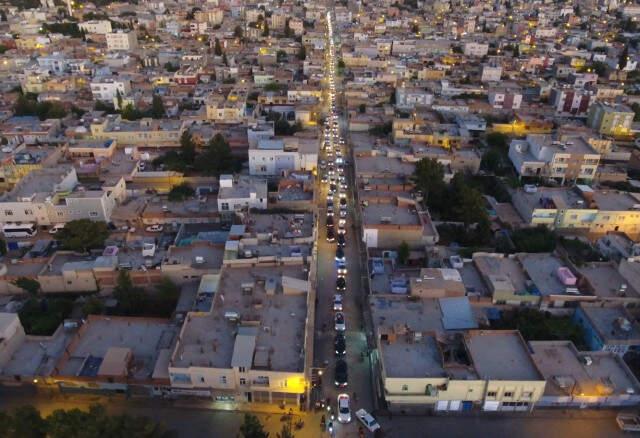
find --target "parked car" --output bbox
[337,394,351,423]
[336,261,347,276]
[334,333,346,356]
[334,312,346,331]
[335,247,345,262]
[336,277,346,291]
[355,409,381,432]
[145,224,164,233]
[327,228,336,242]
[333,294,343,311]
[334,359,348,387]
[337,234,346,247]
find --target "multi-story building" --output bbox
[550,87,594,116]
[372,296,546,413]
[249,138,318,176]
[90,115,185,148]
[168,263,313,406]
[78,20,112,34]
[463,42,489,57]
[481,65,502,83]
[90,77,132,102]
[573,304,640,356]
[205,90,247,124]
[509,135,601,184]
[395,86,434,109]
[0,166,126,226]
[511,185,640,239]
[105,30,139,51]
[488,89,523,109]
[587,102,635,136]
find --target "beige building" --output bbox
[587,102,634,137]
[511,185,640,239]
[409,268,466,298]
[168,262,313,406]
[105,30,138,51]
[372,296,546,412]
[91,115,185,148]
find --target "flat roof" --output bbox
[249,213,313,238]
[466,331,543,381]
[57,316,176,381]
[355,155,415,178]
[519,253,569,296]
[173,263,309,372]
[577,263,640,299]
[579,305,640,343]
[362,203,420,226]
[530,341,640,397]
[380,334,448,378]
[473,255,528,294]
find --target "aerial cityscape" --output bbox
[0,0,640,437]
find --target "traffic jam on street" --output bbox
[314,10,380,438]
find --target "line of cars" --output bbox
[323,12,380,434]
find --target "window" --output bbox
[487,391,497,398]
[504,391,514,398]
[4,210,12,216]
[220,376,227,384]
[200,376,205,383]
[57,212,64,217]
[521,391,533,399]
[402,385,408,391]
[240,378,246,385]
[89,212,98,217]
[221,202,229,211]
[239,366,246,373]
[24,209,32,215]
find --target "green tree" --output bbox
[262,21,269,37]
[222,52,229,66]
[486,132,509,151]
[234,25,244,38]
[297,45,306,60]
[619,45,629,70]
[199,133,235,175]
[180,131,196,165]
[3,405,47,438]
[398,241,409,265]
[82,296,104,316]
[358,103,366,113]
[277,421,294,438]
[164,61,179,72]
[113,271,146,316]
[284,19,293,38]
[57,219,110,253]
[168,183,195,201]
[214,38,223,56]
[150,94,165,119]
[0,10,7,22]
[449,173,487,226]
[412,158,446,210]
[276,50,287,63]
[239,413,269,438]
[121,103,143,121]
[13,277,40,296]
[154,277,180,317]
[480,148,503,174]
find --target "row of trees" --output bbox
[0,404,172,438]
[154,131,239,175]
[119,94,166,120]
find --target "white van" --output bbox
[49,224,65,235]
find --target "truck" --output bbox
[617,413,640,432]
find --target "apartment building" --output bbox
[90,77,132,102]
[105,30,139,51]
[509,135,600,184]
[0,144,63,192]
[91,115,184,148]
[0,166,126,226]
[168,263,312,406]
[395,86,434,110]
[511,185,640,239]
[481,65,502,83]
[205,90,246,124]
[463,42,489,57]
[248,138,318,176]
[372,296,546,413]
[550,88,594,116]
[488,89,523,110]
[573,304,640,356]
[587,102,635,136]
[78,20,112,34]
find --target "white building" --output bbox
[249,138,318,176]
[105,30,139,51]
[488,89,523,109]
[217,175,268,211]
[463,42,489,57]
[481,65,502,83]
[395,86,434,109]
[78,20,112,34]
[0,166,126,226]
[90,77,132,102]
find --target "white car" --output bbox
[333,294,343,311]
[339,209,347,218]
[145,224,164,233]
[337,393,351,424]
[449,255,464,269]
[355,409,380,432]
[334,312,346,331]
